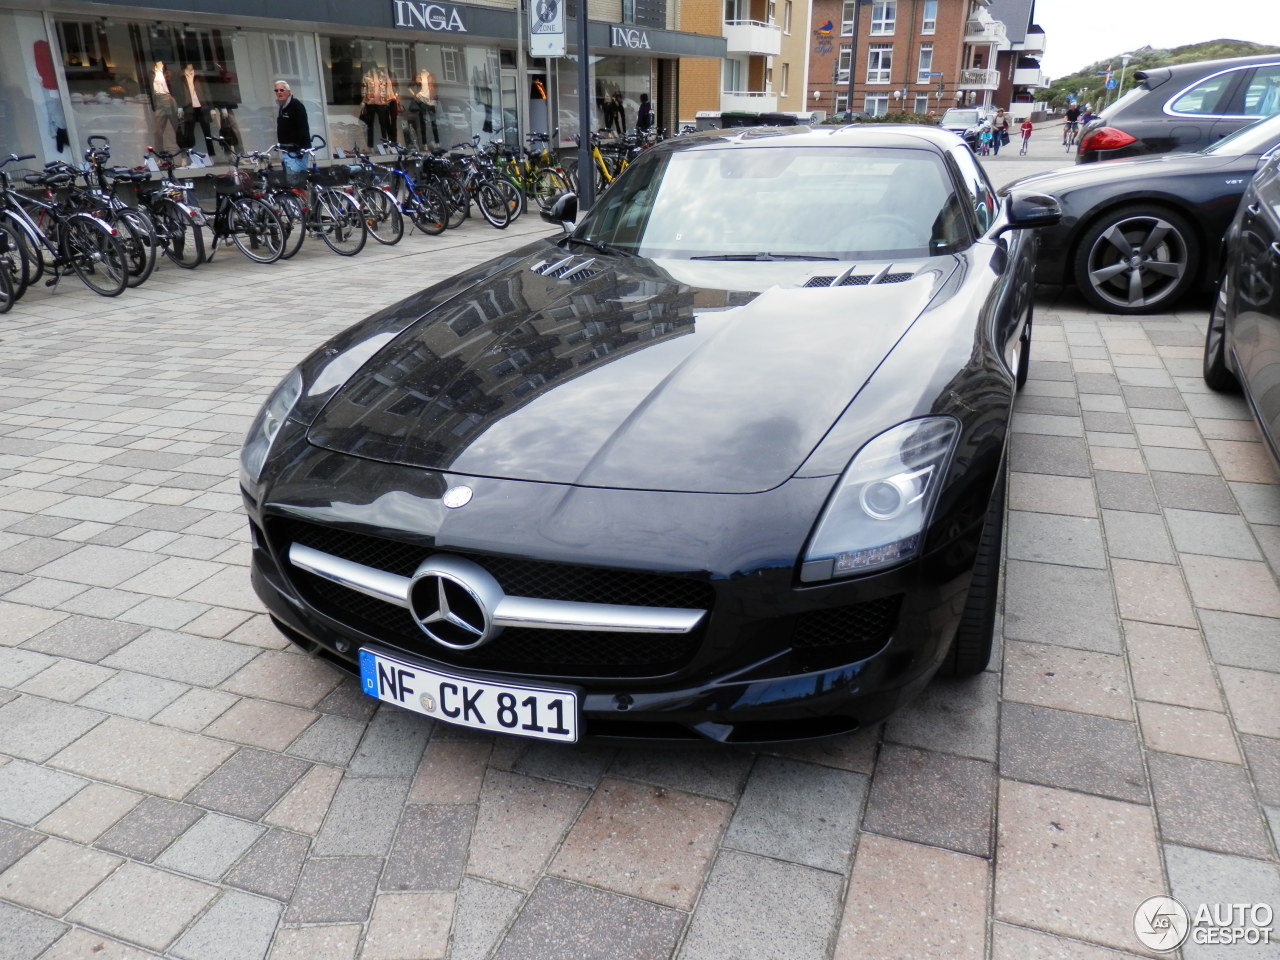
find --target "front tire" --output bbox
[938,459,1006,677]
[358,186,404,246]
[64,214,128,297]
[1073,205,1198,314]
[315,191,367,256]
[229,197,284,264]
[1203,269,1240,391]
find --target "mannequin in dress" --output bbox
[361,66,396,148]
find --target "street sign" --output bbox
[529,0,565,57]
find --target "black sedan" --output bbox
[240,125,1059,744]
[1203,147,1280,468]
[1006,112,1280,314]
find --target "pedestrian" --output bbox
[1019,116,1033,153]
[977,124,993,156]
[1063,101,1081,145]
[1080,103,1099,125]
[274,79,310,184]
[991,108,1010,155]
[636,92,652,135]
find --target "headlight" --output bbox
[801,418,959,582]
[240,369,303,487]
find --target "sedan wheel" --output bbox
[1203,270,1240,391]
[1073,205,1199,314]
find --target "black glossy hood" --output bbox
[308,243,951,494]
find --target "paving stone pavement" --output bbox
[1,206,1278,960]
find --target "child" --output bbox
[1019,117,1033,154]
[978,124,993,155]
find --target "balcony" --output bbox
[1021,30,1045,54]
[957,68,1000,90]
[1012,67,1047,88]
[724,20,782,57]
[721,89,779,113]
[964,17,1007,46]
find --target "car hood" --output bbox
[307,243,951,494]
[1001,151,1239,195]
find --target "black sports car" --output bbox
[240,125,1059,744]
[1203,147,1280,469]
[1005,112,1280,315]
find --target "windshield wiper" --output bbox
[689,252,838,261]
[563,236,634,257]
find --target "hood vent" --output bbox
[804,265,918,288]
[530,255,600,281]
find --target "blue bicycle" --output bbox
[372,143,450,236]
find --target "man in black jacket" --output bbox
[274,80,310,150]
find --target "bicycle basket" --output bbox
[213,170,253,196]
[309,164,351,188]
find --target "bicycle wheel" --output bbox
[112,207,158,288]
[474,182,511,229]
[0,247,12,313]
[488,178,523,223]
[0,212,32,302]
[273,191,307,260]
[409,183,449,236]
[358,186,404,245]
[314,191,367,256]
[229,197,284,264]
[0,209,42,291]
[530,168,571,212]
[429,176,468,229]
[151,198,205,269]
[63,213,128,297]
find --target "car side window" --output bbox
[1242,65,1280,116]
[1169,71,1237,115]
[948,146,995,234]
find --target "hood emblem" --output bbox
[407,555,504,650]
[442,485,473,509]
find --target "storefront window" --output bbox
[320,36,507,155]
[50,16,321,167]
[554,55,651,147]
[0,9,53,163]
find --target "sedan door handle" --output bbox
[1247,203,1262,216]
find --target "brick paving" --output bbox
[1,180,1278,959]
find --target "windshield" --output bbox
[940,109,980,127]
[1202,113,1280,156]
[575,144,968,261]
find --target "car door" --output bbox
[1210,63,1280,144]
[1230,150,1280,457]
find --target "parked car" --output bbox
[937,106,984,148]
[1077,53,1280,163]
[1203,147,1280,468]
[240,125,1059,744]
[1004,112,1280,314]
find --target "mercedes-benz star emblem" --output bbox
[407,555,505,650]
[442,485,473,509]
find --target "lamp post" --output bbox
[843,0,867,117]
[1117,52,1132,100]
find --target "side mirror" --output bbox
[540,192,578,230]
[998,191,1061,234]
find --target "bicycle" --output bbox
[0,154,128,297]
[488,133,571,214]
[77,136,158,288]
[443,142,513,229]
[199,156,286,265]
[371,143,449,237]
[1063,120,1079,150]
[347,147,406,244]
[136,147,207,269]
[230,145,308,261]
[273,137,368,256]
[1019,129,1031,156]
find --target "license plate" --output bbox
[358,648,579,743]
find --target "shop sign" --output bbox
[393,1,468,33]
[611,26,651,50]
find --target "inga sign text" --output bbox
[611,26,651,49]
[393,0,468,33]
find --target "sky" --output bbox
[1033,0,1280,81]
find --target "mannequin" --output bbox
[410,68,439,147]
[175,64,217,157]
[147,61,181,153]
[361,66,396,148]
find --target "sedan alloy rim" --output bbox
[1086,214,1188,309]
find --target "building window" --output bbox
[864,94,888,115]
[768,0,776,25]
[866,43,892,83]
[269,34,302,77]
[836,93,848,112]
[784,0,793,33]
[921,0,937,34]
[780,62,790,96]
[724,58,743,91]
[914,94,931,114]
[622,0,636,24]
[841,1,857,36]
[870,1,895,36]
[837,45,851,82]
[440,46,461,83]
[917,43,933,83]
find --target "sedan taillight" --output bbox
[1080,126,1138,154]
